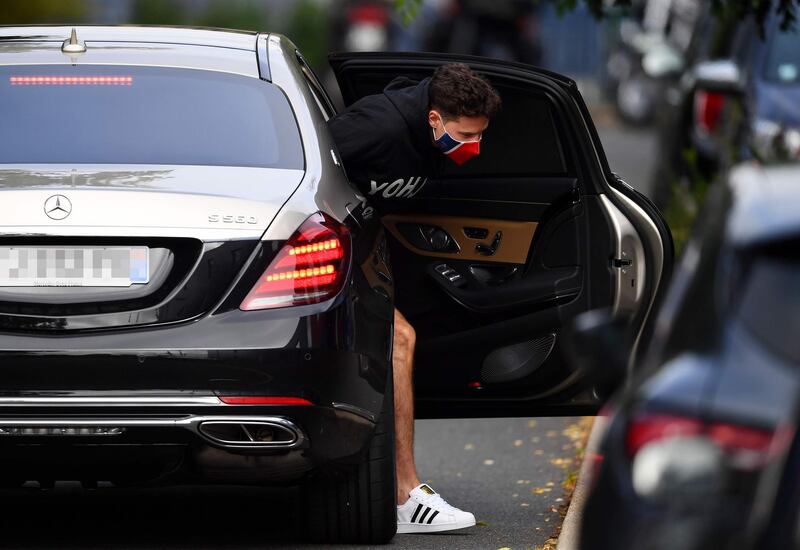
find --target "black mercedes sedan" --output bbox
[0,25,671,544]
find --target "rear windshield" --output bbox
[764,29,800,84]
[737,247,800,363]
[0,65,304,169]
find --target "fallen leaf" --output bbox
[534,449,544,456]
[520,502,530,507]
[531,487,552,494]
[464,443,475,450]
[550,457,573,468]
[562,423,584,441]
[528,419,537,428]
[483,459,495,466]
[477,520,489,527]
[546,481,555,487]
[546,430,558,437]
[513,439,524,447]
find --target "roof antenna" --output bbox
[61,28,86,54]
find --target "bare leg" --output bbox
[393,308,420,505]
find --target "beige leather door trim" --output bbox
[382,214,537,264]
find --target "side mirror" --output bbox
[693,59,744,94]
[563,309,630,399]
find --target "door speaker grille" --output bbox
[481,333,556,384]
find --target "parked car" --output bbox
[605,0,709,127]
[328,0,397,53]
[651,12,800,208]
[574,161,800,550]
[0,26,672,544]
[746,401,800,549]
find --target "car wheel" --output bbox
[302,378,397,544]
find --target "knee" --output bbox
[394,311,416,347]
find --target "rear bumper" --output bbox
[0,299,393,485]
[0,402,377,485]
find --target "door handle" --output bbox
[397,223,459,252]
[475,231,502,256]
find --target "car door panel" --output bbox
[329,52,673,418]
[383,214,538,263]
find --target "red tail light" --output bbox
[694,90,725,134]
[9,76,133,86]
[219,396,313,405]
[626,413,776,468]
[240,212,350,311]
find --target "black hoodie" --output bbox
[328,77,443,208]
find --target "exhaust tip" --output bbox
[198,421,297,447]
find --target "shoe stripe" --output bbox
[427,510,439,524]
[419,507,431,524]
[410,503,423,523]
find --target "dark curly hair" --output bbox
[429,63,501,120]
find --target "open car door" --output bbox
[329,52,673,418]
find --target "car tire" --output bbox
[302,379,397,544]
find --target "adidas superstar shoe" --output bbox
[396,484,476,534]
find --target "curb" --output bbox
[556,416,608,550]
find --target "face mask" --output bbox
[433,115,481,166]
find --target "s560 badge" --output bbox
[209,214,258,224]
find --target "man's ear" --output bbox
[428,110,441,129]
[428,110,443,140]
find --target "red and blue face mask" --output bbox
[433,115,482,166]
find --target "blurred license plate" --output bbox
[0,246,149,287]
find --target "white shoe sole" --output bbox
[396,519,476,534]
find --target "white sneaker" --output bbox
[396,484,476,534]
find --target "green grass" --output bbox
[663,148,712,256]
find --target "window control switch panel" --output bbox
[433,263,467,287]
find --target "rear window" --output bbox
[737,247,800,363]
[764,29,800,84]
[0,65,304,169]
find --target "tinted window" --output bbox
[764,29,800,84]
[0,65,303,169]
[737,249,800,362]
[441,85,568,177]
[339,72,569,177]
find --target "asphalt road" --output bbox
[0,119,656,550]
[0,417,583,550]
[597,120,658,198]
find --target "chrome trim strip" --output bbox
[0,396,224,406]
[0,415,307,450]
[332,402,378,424]
[256,33,271,81]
